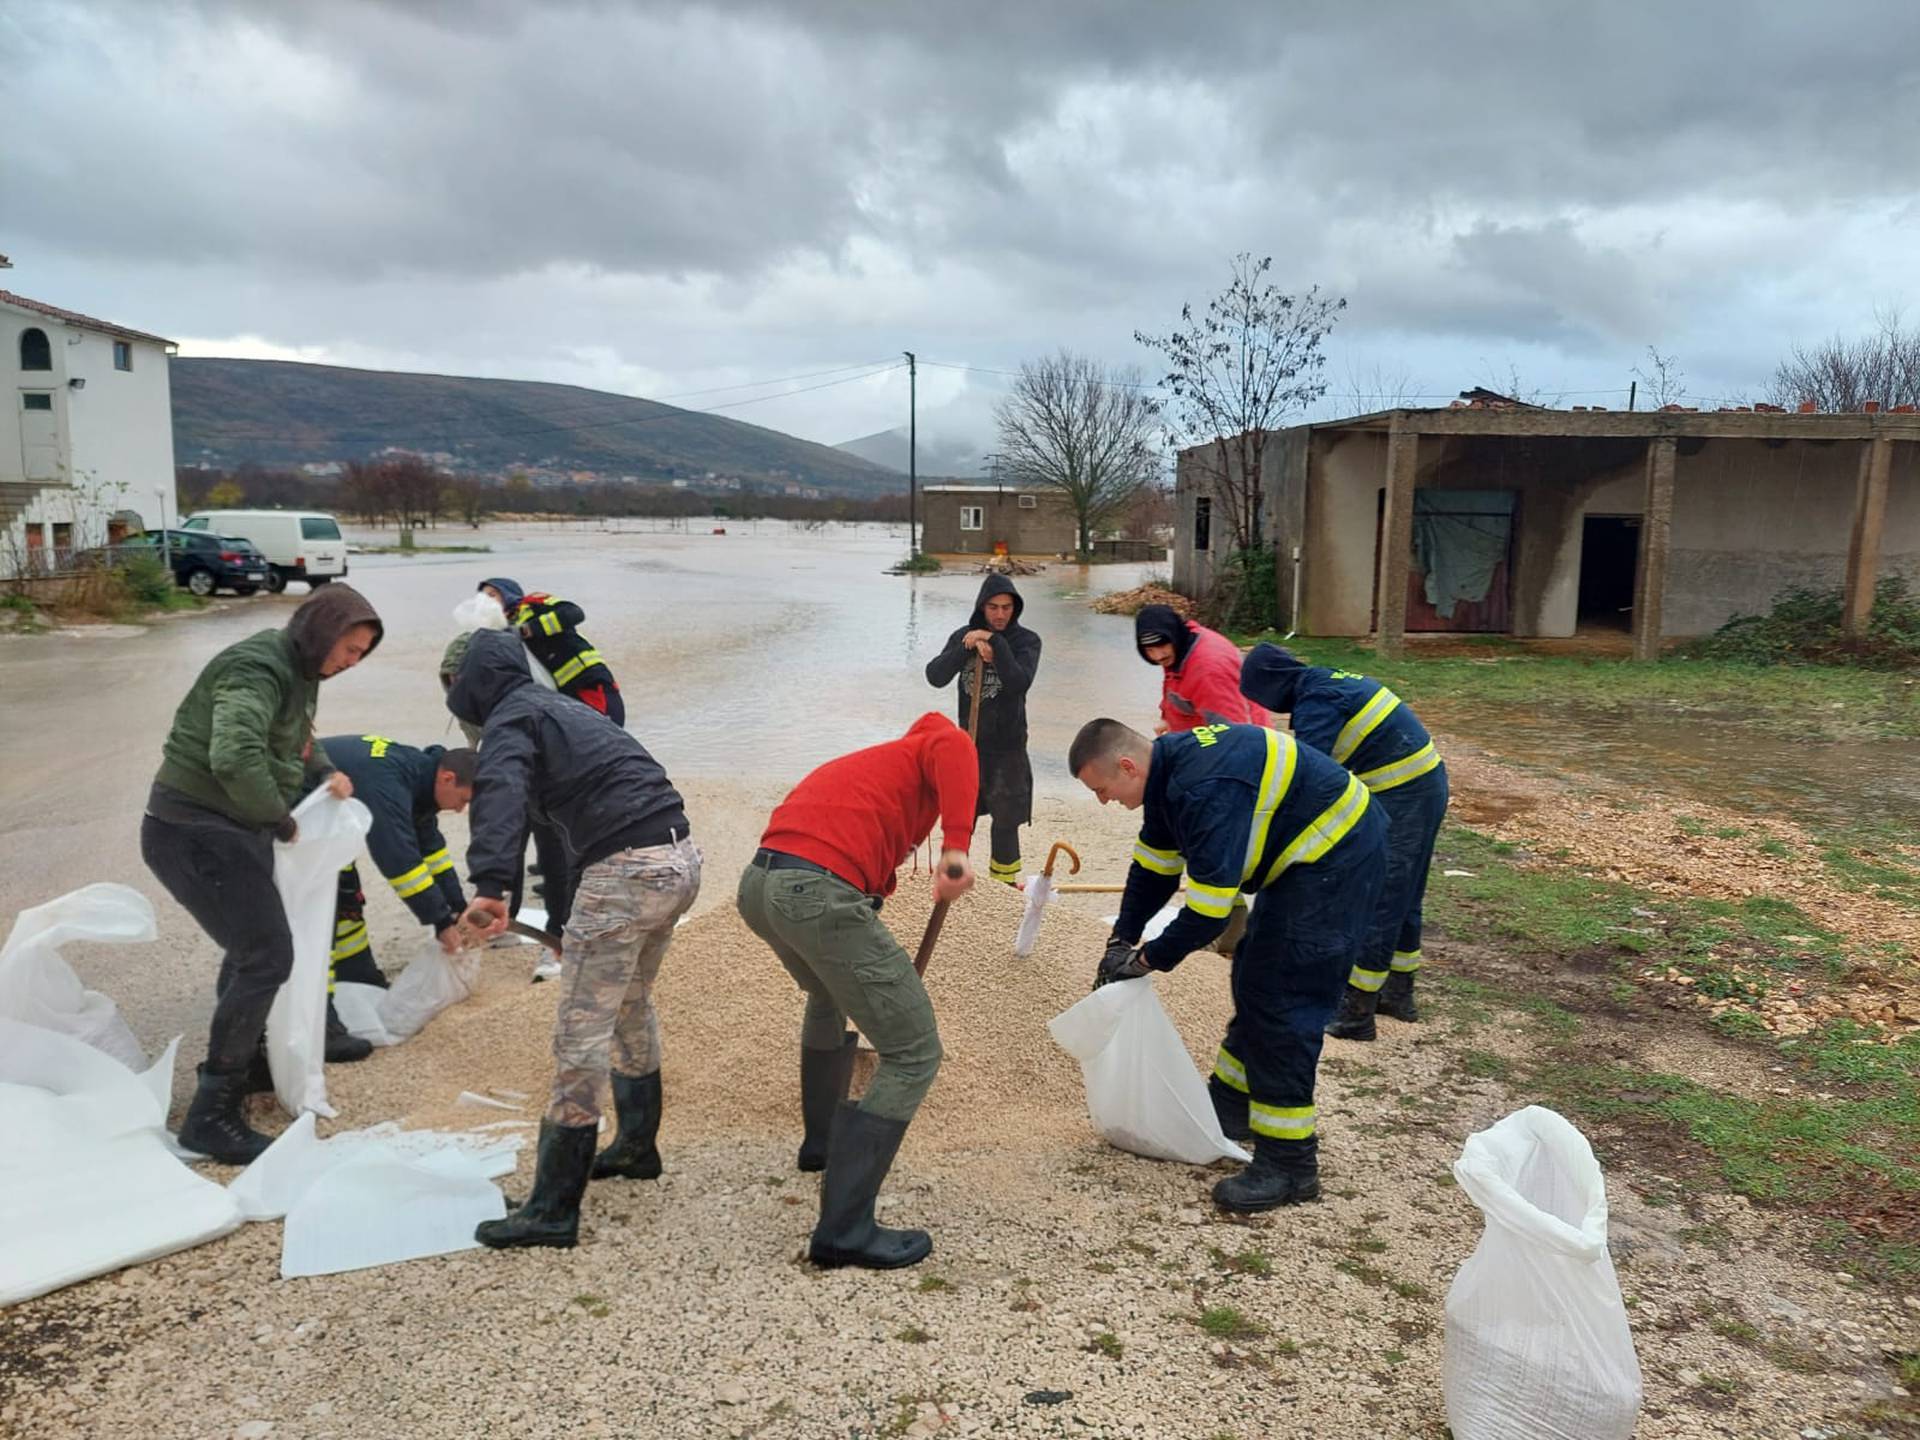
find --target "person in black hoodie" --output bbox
[924,573,1042,884]
[447,629,701,1251]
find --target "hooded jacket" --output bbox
[1239,645,1442,793]
[1133,605,1268,734]
[447,629,686,899]
[153,584,384,828]
[923,574,1042,753]
[759,713,979,897]
[319,734,467,932]
[479,577,615,696]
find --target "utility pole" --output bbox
[904,350,918,558]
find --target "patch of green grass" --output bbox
[1271,1337,1300,1358]
[915,1275,950,1293]
[1757,837,1792,858]
[1197,1306,1265,1341]
[1676,814,1709,837]
[1383,1349,1409,1365]
[1349,1235,1389,1254]
[570,1293,609,1317]
[1389,1278,1431,1301]
[893,552,944,575]
[1122,1238,1157,1258]
[1896,1353,1920,1389]
[894,1325,932,1344]
[1696,1372,1745,1397]
[1457,1049,1515,1081]
[1210,1246,1272,1276]
[1087,1330,1123,1359]
[1710,1316,1759,1342]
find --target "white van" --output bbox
[181,510,350,592]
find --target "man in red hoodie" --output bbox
[1133,603,1269,736]
[738,713,978,1271]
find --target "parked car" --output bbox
[113,530,271,596]
[180,509,349,592]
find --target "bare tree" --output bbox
[1136,254,1345,555]
[1769,308,1920,412]
[1632,346,1686,408]
[993,349,1162,557]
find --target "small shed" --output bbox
[919,483,1081,556]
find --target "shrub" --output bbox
[1687,576,1920,668]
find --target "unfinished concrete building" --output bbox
[1172,399,1920,658]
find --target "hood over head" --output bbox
[446,628,534,727]
[286,583,383,680]
[1239,643,1308,713]
[439,631,473,681]
[1134,604,1195,666]
[478,577,525,612]
[970,572,1025,628]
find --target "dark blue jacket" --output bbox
[1239,645,1441,792]
[319,734,466,933]
[1116,723,1373,969]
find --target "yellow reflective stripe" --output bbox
[1184,881,1239,919]
[551,648,604,686]
[1391,950,1423,973]
[1331,687,1401,764]
[1349,964,1389,992]
[1131,839,1184,876]
[424,847,454,876]
[1213,1046,1248,1093]
[330,928,370,962]
[334,918,362,937]
[539,611,563,636]
[390,863,435,898]
[1357,740,1440,792]
[1249,1103,1316,1140]
[339,861,358,874]
[989,859,1022,876]
[1241,728,1296,883]
[1264,774,1370,882]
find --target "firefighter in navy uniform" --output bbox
[319,735,478,1057]
[477,578,624,726]
[1239,645,1449,1040]
[1070,717,1386,1212]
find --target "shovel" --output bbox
[1013,840,1081,956]
[912,649,985,977]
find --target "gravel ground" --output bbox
[6,879,1916,1440]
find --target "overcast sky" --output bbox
[5,0,1918,454]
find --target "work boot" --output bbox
[1377,970,1420,1023]
[476,1119,597,1250]
[808,1103,932,1270]
[591,1070,663,1180]
[1324,985,1378,1041]
[1212,1137,1320,1213]
[325,999,373,1063]
[245,1040,274,1095]
[1211,901,1249,957]
[177,1063,275,1166]
[1208,1075,1253,1143]
[797,1033,859,1172]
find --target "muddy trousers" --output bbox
[1347,764,1448,993]
[329,864,386,990]
[737,858,942,1124]
[547,836,701,1127]
[978,749,1032,885]
[1212,806,1386,1142]
[140,802,294,1076]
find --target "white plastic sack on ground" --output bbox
[0,1017,241,1306]
[267,791,372,1119]
[330,981,400,1047]
[0,883,154,1069]
[1444,1106,1642,1440]
[377,941,482,1042]
[1047,976,1249,1165]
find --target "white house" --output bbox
[2,286,176,577]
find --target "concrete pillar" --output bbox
[1630,436,1677,662]
[1372,422,1417,658]
[1842,437,1894,638]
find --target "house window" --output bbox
[959,506,984,531]
[1194,495,1212,552]
[113,341,132,371]
[22,392,53,411]
[20,328,51,371]
[1017,494,1037,509]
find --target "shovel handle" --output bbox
[913,859,967,976]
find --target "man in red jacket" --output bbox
[1134,603,1269,735]
[738,713,977,1271]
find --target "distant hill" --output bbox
[835,426,990,478]
[169,358,904,496]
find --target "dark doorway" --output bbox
[1579,515,1639,629]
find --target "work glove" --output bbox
[1095,935,1153,991]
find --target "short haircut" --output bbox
[1068,718,1147,777]
[437,747,479,787]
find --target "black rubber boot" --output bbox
[797,1033,859,1172]
[1324,984,1379,1041]
[178,1063,275,1166]
[1208,1075,1253,1143]
[1212,1137,1320,1213]
[808,1103,932,1270]
[1377,970,1420,1023]
[325,999,373,1063]
[244,1040,274,1095]
[591,1070,663,1180]
[476,1119,597,1250]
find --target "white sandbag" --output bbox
[0,1018,241,1307]
[1444,1106,1642,1440]
[231,1113,519,1222]
[330,981,401,1047]
[266,791,373,1119]
[1047,976,1249,1165]
[280,1149,506,1279]
[377,941,482,1042]
[0,883,154,1069]
[450,592,558,689]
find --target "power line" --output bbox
[651,358,900,400]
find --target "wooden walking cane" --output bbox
[913,649,984,975]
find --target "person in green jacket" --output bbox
[142,584,384,1165]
